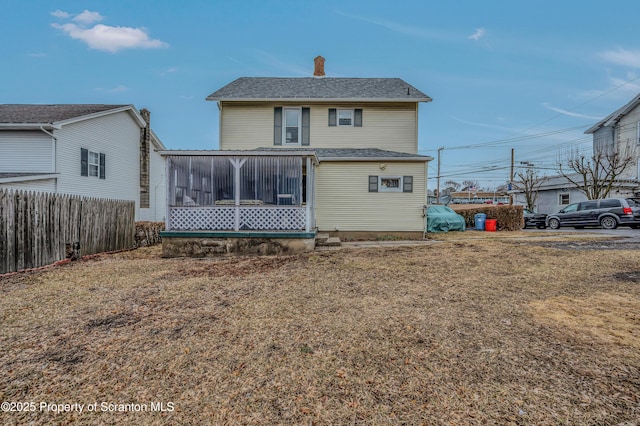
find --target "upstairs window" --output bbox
[337,109,353,126]
[284,108,301,145]
[329,108,363,127]
[81,148,105,179]
[89,151,100,177]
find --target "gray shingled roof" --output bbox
[257,147,432,161]
[0,104,129,124]
[206,78,431,102]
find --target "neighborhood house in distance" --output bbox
[521,92,640,214]
[0,104,166,221]
[160,56,434,256]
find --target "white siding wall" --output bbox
[54,111,142,218]
[615,106,640,180]
[0,178,57,193]
[138,147,166,221]
[220,102,418,153]
[315,162,426,232]
[0,131,54,172]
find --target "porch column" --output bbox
[229,158,246,231]
[306,157,311,232]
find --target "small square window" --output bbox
[337,109,353,126]
[89,151,100,177]
[559,193,570,205]
[379,176,402,192]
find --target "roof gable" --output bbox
[0,104,145,128]
[585,93,640,134]
[206,77,432,102]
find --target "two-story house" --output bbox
[0,104,166,221]
[160,57,433,255]
[585,92,640,190]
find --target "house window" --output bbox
[89,151,100,177]
[559,193,570,205]
[337,109,353,126]
[284,108,301,145]
[329,108,363,127]
[369,175,413,193]
[81,148,105,179]
[379,176,402,192]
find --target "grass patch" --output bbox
[1,239,639,424]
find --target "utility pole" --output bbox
[509,148,514,205]
[436,147,444,204]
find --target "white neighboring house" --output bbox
[515,93,640,214]
[0,104,166,221]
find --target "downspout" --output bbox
[40,126,58,191]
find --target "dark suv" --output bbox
[546,198,640,230]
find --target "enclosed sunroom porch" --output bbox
[160,150,318,256]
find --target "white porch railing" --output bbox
[168,206,309,231]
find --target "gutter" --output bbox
[207,97,433,103]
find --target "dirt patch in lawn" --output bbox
[1,240,639,424]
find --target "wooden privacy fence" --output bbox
[0,189,135,274]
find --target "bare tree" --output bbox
[443,180,461,194]
[558,147,635,200]
[461,180,481,191]
[512,168,546,211]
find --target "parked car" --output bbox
[426,205,466,232]
[523,208,547,229]
[546,198,640,230]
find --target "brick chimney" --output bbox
[313,56,325,78]
[139,108,150,209]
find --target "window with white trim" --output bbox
[379,176,402,192]
[337,109,353,126]
[283,107,301,145]
[559,193,570,205]
[89,151,100,177]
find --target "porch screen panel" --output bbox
[168,156,234,207]
[239,156,302,206]
[211,157,234,204]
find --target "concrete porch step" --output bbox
[315,234,342,247]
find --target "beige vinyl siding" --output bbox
[0,131,54,173]
[315,161,426,232]
[219,102,418,153]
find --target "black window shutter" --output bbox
[81,148,88,176]
[274,107,283,145]
[368,175,378,192]
[403,176,413,192]
[354,109,363,127]
[99,153,106,179]
[328,108,337,126]
[301,107,310,146]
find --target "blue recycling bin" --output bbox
[474,213,487,230]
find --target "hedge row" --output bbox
[451,205,524,231]
[134,221,165,247]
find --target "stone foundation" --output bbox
[161,232,316,257]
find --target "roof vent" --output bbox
[313,56,325,78]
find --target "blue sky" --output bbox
[3,1,640,189]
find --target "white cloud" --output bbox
[51,10,168,53]
[73,10,103,26]
[51,10,70,19]
[542,103,602,120]
[599,47,640,68]
[468,28,486,41]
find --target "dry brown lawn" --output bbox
[1,233,639,425]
